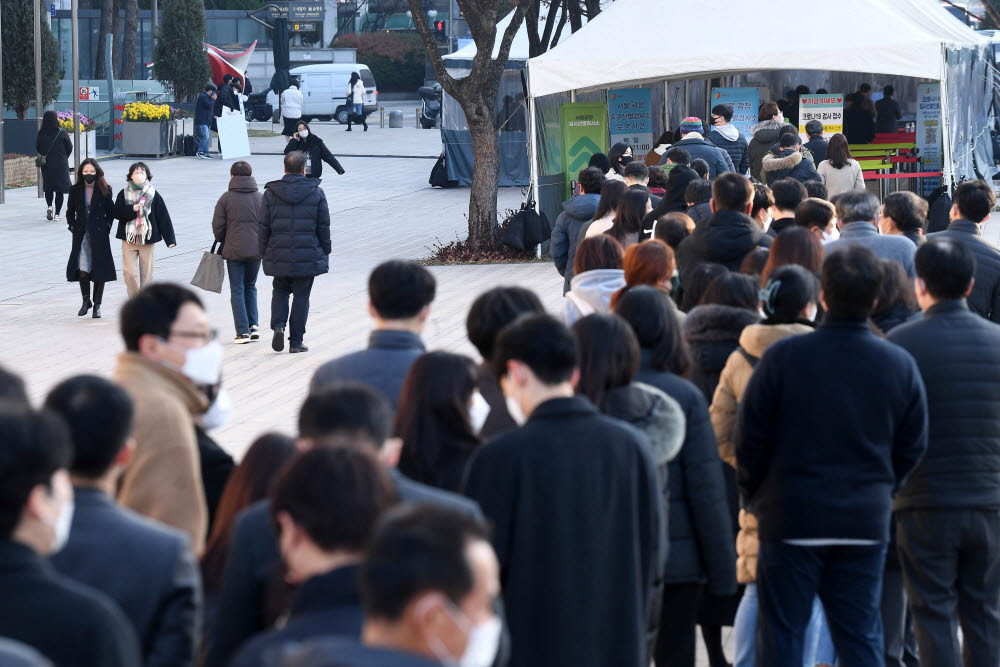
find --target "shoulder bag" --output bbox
[36,130,63,168]
[191,241,225,293]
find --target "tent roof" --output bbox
[444,10,529,65]
[526,0,987,98]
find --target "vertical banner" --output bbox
[916,82,942,191]
[798,94,844,141]
[710,87,760,138]
[560,102,608,199]
[608,88,653,164]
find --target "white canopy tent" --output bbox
[524,0,993,209]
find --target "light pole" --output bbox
[0,0,6,205]
[151,0,157,55]
[71,0,79,173]
[34,0,43,198]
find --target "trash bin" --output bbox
[388,110,403,128]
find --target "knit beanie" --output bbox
[679,117,703,135]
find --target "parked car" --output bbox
[288,64,379,124]
[245,92,273,122]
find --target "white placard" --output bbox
[217,115,251,160]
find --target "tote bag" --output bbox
[191,241,225,293]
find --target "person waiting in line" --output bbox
[767,178,809,238]
[762,134,821,186]
[690,158,710,180]
[748,101,786,179]
[588,151,611,176]
[740,248,770,279]
[606,141,633,182]
[646,131,673,166]
[871,258,919,335]
[648,165,668,196]
[212,161,264,344]
[346,72,368,132]
[624,161,662,208]
[45,375,201,667]
[112,162,176,298]
[565,235,626,324]
[684,179,713,228]
[552,167,606,294]
[652,211,694,253]
[875,84,902,133]
[750,182,775,233]
[664,117,734,178]
[395,352,483,493]
[844,93,875,144]
[803,120,829,164]
[577,179,627,242]
[825,190,917,277]
[283,121,346,180]
[35,110,73,222]
[65,158,116,319]
[603,186,652,249]
[804,179,828,201]
[760,227,825,286]
[794,197,839,242]
[610,239,677,309]
[817,133,865,199]
[709,104,750,175]
[878,191,928,247]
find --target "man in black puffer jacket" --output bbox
[260,151,331,354]
[888,239,1000,666]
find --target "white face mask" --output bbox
[468,391,491,434]
[505,396,527,426]
[179,340,225,386]
[48,498,74,554]
[806,303,819,322]
[201,388,232,431]
[131,172,147,186]
[299,129,309,138]
[429,603,502,667]
[821,226,840,242]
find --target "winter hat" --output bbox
[679,117,703,135]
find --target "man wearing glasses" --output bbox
[112,283,223,555]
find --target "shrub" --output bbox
[333,31,424,92]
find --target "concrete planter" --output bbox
[3,155,35,188]
[172,119,193,154]
[68,130,97,165]
[123,121,171,158]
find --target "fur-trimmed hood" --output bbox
[603,382,686,465]
[762,149,803,173]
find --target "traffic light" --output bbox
[434,20,446,40]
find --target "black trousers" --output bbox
[897,508,1000,667]
[270,276,314,346]
[44,190,64,213]
[881,567,918,667]
[78,271,104,303]
[654,582,700,667]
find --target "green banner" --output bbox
[561,102,608,199]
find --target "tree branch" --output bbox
[406,0,459,92]
[540,0,559,53]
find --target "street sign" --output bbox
[50,3,56,16]
[290,1,325,20]
[268,2,289,20]
[290,22,315,31]
[79,86,99,101]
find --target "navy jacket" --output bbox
[761,148,821,185]
[803,136,829,164]
[736,320,928,542]
[0,540,141,667]
[551,193,601,294]
[709,128,749,174]
[49,488,200,667]
[675,209,773,280]
[875,97,902,133]
[928,220,1000,322]
[282,638,440,667]
[310,330,426,412]
[195,92,215,126]
[260,174,331,278]
[662,137,733,179]
[889,300,1000,511]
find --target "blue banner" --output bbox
[608,88,653,163]
[710,87,760,139]
[916,82,942,191]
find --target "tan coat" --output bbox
[113,352,209,555]
[710,322,812,583]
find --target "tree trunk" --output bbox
[121,0,138,80]
[111,0,122,77]
[466,99,501,248]
[94,0,114,78]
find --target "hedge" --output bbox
[333,31,425,93]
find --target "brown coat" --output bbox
[113,353,210,555]
[710,322,812,583]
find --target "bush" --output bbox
[333,32,424,93]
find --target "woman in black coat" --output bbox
[66,158,117,318]
[36,110,73,221]
[283,121,345,179]
[113,162,176,297]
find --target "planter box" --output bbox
[68,130,97,165]
[172,118,193,154]
[2,120,40,156]
[123,121,171,158]
[3,156,35,188]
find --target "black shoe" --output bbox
[92,303,101,319]
[289,344,309,354]
[345,127,352,132]
[272,328,285,352]
[78,298,92,316]
[363,123,368,132]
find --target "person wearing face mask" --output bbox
[606,141,633,181]
[663,117,734,179]
[66,157,116,318]
[112,283,220,554]
[463,314,666,667]
[824,190,916,278]
[113,162,177,297]
[394,352,485,494]
[283,504,501,667]
[228,446,397,667]
[794,196,839,243]
[0,404,142,667]
[284,120,346,180]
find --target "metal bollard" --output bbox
[416,108,420,129]
[388,110,403,128]
[380,106,385,128]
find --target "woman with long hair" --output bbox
[606,141,633,181]
[610,239,675,310]
[346,71,368,131]
[395,351,482,492]
[283,120,346,179]
[871,258,919,334]
[817,133,865,198]
[36,109,73,221]
[760,226,825,284]
[580,179,627,241]
[65,158,117,318]
[605,187,653,249]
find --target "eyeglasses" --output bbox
[169,328,218,343]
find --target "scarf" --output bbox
[124,181,156,244]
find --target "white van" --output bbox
[290,63,379,124]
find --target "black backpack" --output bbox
[501,197,551,250]
[183,135,197,157]
[429,153,458,188]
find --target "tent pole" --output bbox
[939,44,954,193]
[527,70,541,214]
[663,81,669,137]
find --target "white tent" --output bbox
[443,10,530,73]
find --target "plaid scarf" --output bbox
[124,181,156,244]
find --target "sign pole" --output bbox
[0,0,5,205]
[34,0,43,198]
[71,0,80,173]
[151,0,157,55]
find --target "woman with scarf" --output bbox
[66,158,117,318]
[113,162,176,297]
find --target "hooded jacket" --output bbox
[683,305,761,402]
[212,175,262,261]
[195,92,215,126]
[675,209,773,280]
[709,125,749,174]
[762,148,821,185]
[259,174,331,278]
[564,269,626,324]
[662,135,733,178]
[551,193,601,293]
[748,120,785,182]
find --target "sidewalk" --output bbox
[248,116,443,157]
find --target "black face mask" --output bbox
[82,173,96,184]
[619,155,634,167]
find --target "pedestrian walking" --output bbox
[280,82,303,142]
[345,72,368,132]
[65,158,116,319]
[212,161,263,344]
[260,151,331,353]
[35,110,73,221]
[195,84,217,158]
[284,121,346,180]
[113,162,176,297]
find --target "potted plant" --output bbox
[58,111,97,163]
[122,101,174,157]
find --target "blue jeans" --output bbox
[270,276,314,346]
[226,259,260,335]
[196,123,210,154]
[757,541,887,666]
[352,103,363,116]
[734,583,837,667]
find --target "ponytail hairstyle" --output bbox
[759,265,819,325]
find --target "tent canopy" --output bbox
[526,0,987,97]
[443,10,530,70]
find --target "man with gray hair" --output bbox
[823,190,916,277]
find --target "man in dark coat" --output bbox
[844,93,875,145]
[311,261,436,411]
[662,117,734,178]
[709,104,750,174]
[875,85,902,134]
[45,376,201,667]
[767,178,808,239]
[675,173,773,281]
[927,179,1000,322]
[803,120,829,164]
[761,134,821,186]
[260,151,331,353]
[888,239,1000,667]
[205,385,482,667]
[736,245,928,665]
[0,404,142,667]
[463,314,666,667]
[195,84,217,158]
[552,167,605,293]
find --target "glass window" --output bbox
[207,17,238,47]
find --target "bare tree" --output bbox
[94,0,114,78]
[121,0,138,79]
[408,0,528,248]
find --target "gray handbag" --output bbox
[191,241,225,293]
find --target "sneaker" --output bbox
[196,152,208,159]
[234,333,251,344]
[272,328,285,352]
[250,325,260,341]
[46,208,53,221]
[289,344,309,354]
[54,214,61,221]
